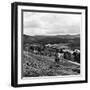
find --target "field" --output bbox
[22,51,80,77]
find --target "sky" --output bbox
[23,11,81,36]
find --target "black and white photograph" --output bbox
[22,11,81,77]
[11,2,88,87]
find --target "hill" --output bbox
[22,51,80,77]
[23,34,80,49]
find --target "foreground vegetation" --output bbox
[22,51,80,77]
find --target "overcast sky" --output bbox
[23,12,81,36]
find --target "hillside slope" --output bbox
[22,51,80,77]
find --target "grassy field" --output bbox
[22,51,80,77]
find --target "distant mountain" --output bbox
[23,34,80,45]
[55,34,80,39]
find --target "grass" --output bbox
[22,51,80,77]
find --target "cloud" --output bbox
[23,12,81,36]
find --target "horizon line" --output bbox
[23,33,80,36]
